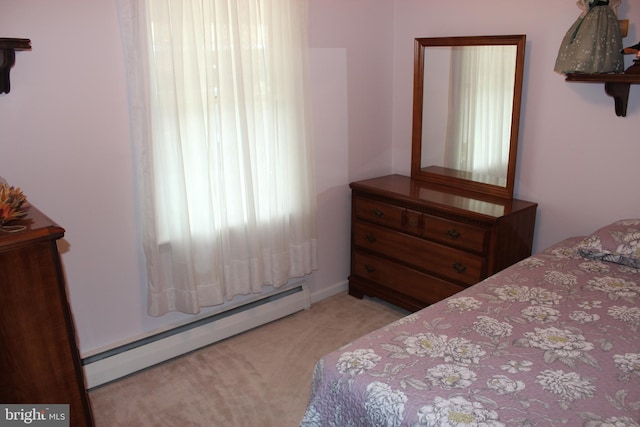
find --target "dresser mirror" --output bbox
[410,35,526,199]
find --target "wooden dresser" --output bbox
[349,174,537,311]
[0,206,94,426]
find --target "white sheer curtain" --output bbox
[118,0,317,316]
[444,46,516,183]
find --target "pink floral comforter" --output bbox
[301,238,640,426]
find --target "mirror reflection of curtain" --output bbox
[444,46,516,183]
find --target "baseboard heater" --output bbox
[83,282,310,389]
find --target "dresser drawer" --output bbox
[353,221,485,285]
[354,197,422,235]
[422,215,488,254]
[353,251,467,305]
[355,196,488,253]
[354,196,404,229]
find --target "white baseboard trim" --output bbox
[83,283,310,389]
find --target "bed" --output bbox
[301,220,640,426]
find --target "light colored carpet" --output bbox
[89,292,408,426]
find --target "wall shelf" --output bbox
[566,60,640,117]
[0,38,31,94]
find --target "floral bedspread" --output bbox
[301,238,640,426]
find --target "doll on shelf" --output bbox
[621,41,640,74]
[555,0,625,74]
[621,41,640,56]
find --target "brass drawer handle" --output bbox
[407,217,419,228]
[446,228,461,239]
[372,208,384,218]
[365,233,377,243]
[364,264,376,273]
[453,262,467,273]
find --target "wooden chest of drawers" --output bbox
[349,175,537,311]
[0,206,94,426]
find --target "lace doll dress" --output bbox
[555,0,624,73]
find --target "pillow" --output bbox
[576,219,640,269]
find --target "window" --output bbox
[118,0,317,316]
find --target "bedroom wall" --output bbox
[0,0,394,355]
[1,0,639,355]
[390,1,640,251]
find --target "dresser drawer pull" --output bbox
[372,208,384,218]
[364,264,376,273]
[365,233,377,243]
[452,262,467,273]
[407,217,419,228]
[446,229,461,239]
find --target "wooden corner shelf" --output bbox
[0,38,31,94]
[566,60,640,117]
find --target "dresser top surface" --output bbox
[0,205,64,249]
[350,174,537,219]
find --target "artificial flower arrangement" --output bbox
[0,183,28,225]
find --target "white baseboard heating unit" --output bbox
[83,282,310,389]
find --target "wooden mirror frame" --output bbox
[410,35,526,199]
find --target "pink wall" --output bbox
[306,0,395,305]
[389,1,640,251]
[1,0,639,354]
